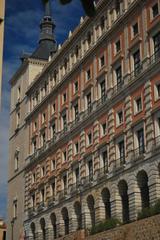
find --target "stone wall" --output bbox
[86,214,160,240]
[56,214,160,240]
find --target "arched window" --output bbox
[101,188,111,219]
[87,195,95,227]
[74,201,82,230]
[30,222,36,240]
[40,218,46,240]
[137,170,150,209]
[51,213,57,239]
[118,180,129,223]
[61,207,69,235]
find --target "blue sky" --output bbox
[0,0,84,219]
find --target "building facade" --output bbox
[0,219,6,240]
[0,0,5,106]
[8,0,160,239]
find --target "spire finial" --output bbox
[42,0,52,16]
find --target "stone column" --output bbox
[128,180,142,220]
[148,168,160,205]
[110,186,122,221]
[95,195,106,223]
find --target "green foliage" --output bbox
[90,218,121,235]
[137,199,160,220]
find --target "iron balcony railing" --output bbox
[47,195,56,207]
[83,104,93,118]
[112,80,124,95]
[28,206,36,218]
[70,181,80,194]
[113,156,126,169]
[37,201,45,212]
[82,174,94,186]
[96,94,108,107]
[149,49,160,65]
[97,165,108,178]
[129,63,143,82]
[59,188,68,200]
[132,145,145,160]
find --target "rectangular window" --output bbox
[132,22,139,37]
[88,160,93,180]
[86,92,92,112]
[62,113,67,130]
[115,39,121,54]
[75,167,80,184]
[74,142,79,155]
[86,68,91,81]
[115,65,122,86]
[137,128,145,153]
[100,80,106,101]
[42,112,46,123]
[102,150,108,170]
[74,81,79,93]
[13,200,17,219]
[133,49,141,74]
[153,32,160,58]
[118,140,125,162]
[74,103,79,121]
[99,55,105,69]
[87,132,92,146]
[14,154,19,171]
[101,122,107,137]
[135,97,142,113]
[117,110,124,126]
[62,150,67,162]
[51,159,56,171]
[33,140,37,153]
[63,92,67,103]
[63,175,67,190]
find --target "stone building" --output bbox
[0,0,5,105]
[8,0,160,239]
[0,219,6,240]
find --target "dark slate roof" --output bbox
[31,40,57,60]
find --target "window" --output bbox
[74,81,79,93]
[100,16,105,32]
[102,150,108,170]
[100,80,106,100]
[86,68,91,81]
[137,128,145,153]
[62,113,67,130]
[40,188,45,202]
[115,0,121,16]
[74,103,79,121]
[51,182,56,196]
[86,92,92,111]
[87,32,91,46]
[118,140,125,162]
[51,123,56,137]
[87,132,92,146]
[99,55,105,69]
[153,32,160,58]
[41,166,45,177]
[17,86,21,100]
[115,65,122,86]
[75,167,80,184]
[16,111,20,127]
[155,83,160,100]
[51,159,56,171]
[133,49,141,74]
[33,121,37,131]
[33,140,37,153]
[63,92,67,103]
[42,132,46,145]
[62,150,67,162]
[31,194,35,207]
[32,173,36,184]
[134,97,142,114]
[74,142,79,155]
[14,154,19,171]
[117,110,124,126]
[42,112,46,123]
[13,200,18,219]
[88,160,93,180]
[52,103,56,114]
[63,175,67,190]
[101,122,107,137]
[152,3,159,19]
[115,39,121,54]
[132,22,138,37]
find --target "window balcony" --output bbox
[113,156,126,170]
[82,174,94,187]
[37,201,46,212]
[97,166,108,179]
[83,105,93,118]
[59,188,69,200]
[28,206,36,218]
[131,146,145,161]
[129,63,143,82]
[47,195,56,207]
[96,94,108,107]
[70,182,80,195]
[149,48,160,65]
[112,80,124,95]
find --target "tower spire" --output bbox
[31,0,57,60]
